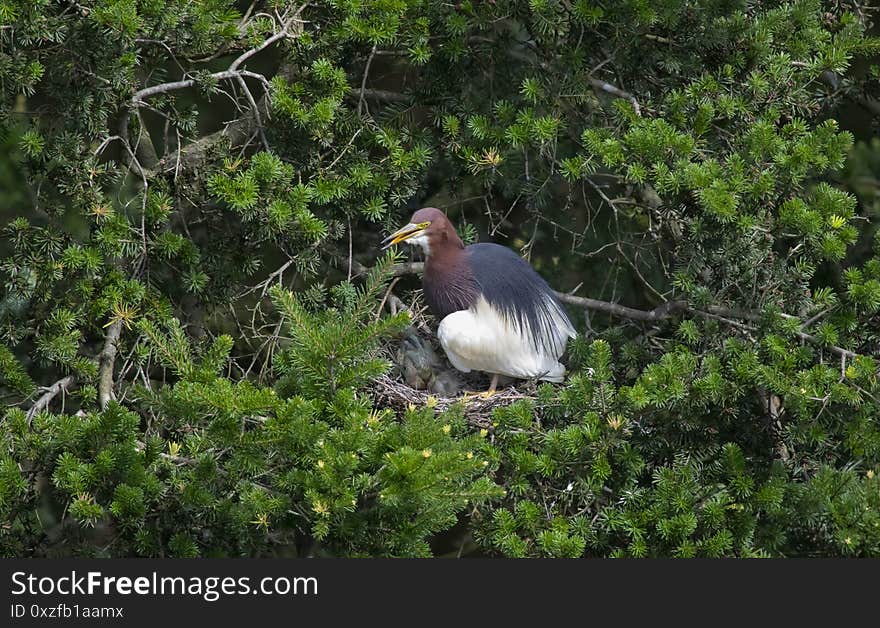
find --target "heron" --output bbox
[382,207,576,397]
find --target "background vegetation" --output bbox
[2,0,880,557]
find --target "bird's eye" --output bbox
[418,221,431,229]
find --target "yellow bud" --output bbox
[317,460,324,469]
[828,215,847,229]
[422,448,432,458]
[426,396,438,408]
[312,500,329,516]
[479,429,488,438]
[466,452,474,459]
[481,148,502,167]
[442,424,451,434]
[867,470,875,479]
[606,415,625,430]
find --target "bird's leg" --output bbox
[480,374,499,399]
[460,374,499,400]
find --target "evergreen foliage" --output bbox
[1,0,880,557]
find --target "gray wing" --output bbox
[466,243,576,356]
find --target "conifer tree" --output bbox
[1,0,879,557]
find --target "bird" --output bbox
[393,328,463,396]
[382,207,576,397]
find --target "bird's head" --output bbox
[381,207,463,256]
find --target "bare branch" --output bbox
[557,293,685,322]
[99,321,123,409]
[381,261,860,360]
[358,44,378,116]
[387,261,426,276]
[588,78,641,116]
[131,69,256,103]
[234,74,269,150]
[27,376,76,421]
[131,9,304,104]
[228,6,306,72]
[124,10,307,173]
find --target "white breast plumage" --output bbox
[437,295,575,382]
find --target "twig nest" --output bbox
[373,374,534,429]
[382,324,535,427]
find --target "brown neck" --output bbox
[424,231,467,284]
[425,234,463,265]
[433,222,465,253]
[422,240,478,320]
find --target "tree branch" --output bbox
[234,73,270,150]
[358,44,378,116]
[143,59,299,176]
[381,261,859,359]
[27,376,76,421]
[587,78,641,116]
[388,261,426,276]
[131,69,248,103]
[99,321,122,409]
[557,292,685,322]
[124,10,306,175]
[130,9,304,104]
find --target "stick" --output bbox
[99,321,123,409]
[27,376,76,421]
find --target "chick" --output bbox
[393,328,462,397]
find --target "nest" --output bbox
[372,373,535,429]
[375,293,538,429]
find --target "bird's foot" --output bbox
[460,374,498,401]
[459,389,496,401]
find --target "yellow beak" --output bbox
[381,222,429,250]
